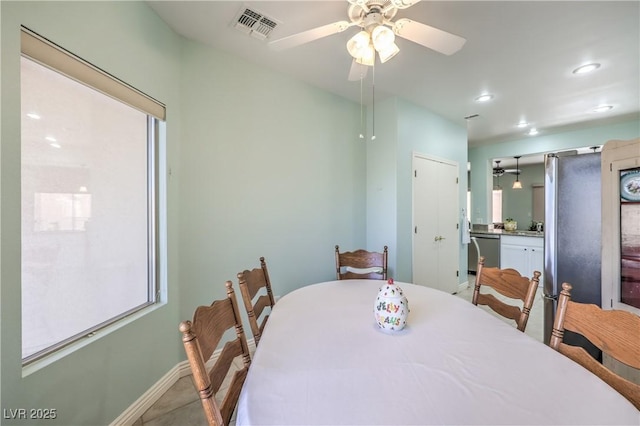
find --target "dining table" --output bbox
[236,279,639,425]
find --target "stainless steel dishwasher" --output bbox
[467,232,501,274]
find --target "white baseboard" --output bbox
[109,361,190,426]
[110,338,256,426]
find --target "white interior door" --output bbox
[413,154,459,293]
[437,161,460,290]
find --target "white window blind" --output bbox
[20,28,165,120]
[20,27,163,363]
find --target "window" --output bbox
[492,189,503,223]
[20,28,165,363]
[532,185,544,223]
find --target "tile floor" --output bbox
[132,376,208,426]
[134,276,546,425]
[133,356,253,426]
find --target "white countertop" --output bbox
[472,229,544,238]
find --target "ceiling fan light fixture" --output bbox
[356,44,376,66]
[378,43,400,63]
[347,31,371,59]
[371,25,395,50]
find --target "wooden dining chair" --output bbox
[550,282,640,410]
[179,281,252,426]
[472,256,540,332]
[237,256,276,347]
[335,245,388,280]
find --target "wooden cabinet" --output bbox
[500,235,544,286]
[600,138,640,385]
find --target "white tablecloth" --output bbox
[237,280,639,425]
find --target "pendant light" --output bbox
[512,156,523,189]
[494,160,502,190]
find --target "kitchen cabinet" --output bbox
[500,235,544,287]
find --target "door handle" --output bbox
[434,236,445,242]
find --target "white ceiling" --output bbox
[147,1,639,149]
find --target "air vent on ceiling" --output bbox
[233,6,279,40]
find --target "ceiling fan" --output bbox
[493,160,520,176]
[268,0,466,80]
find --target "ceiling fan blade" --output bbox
[348,59,369,81]
[393,18,466,55]
[269,21,353,51]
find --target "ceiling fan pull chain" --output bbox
[359,73,365,139]
[371,61,376,140]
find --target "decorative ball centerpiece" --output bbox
[374,278,409,332]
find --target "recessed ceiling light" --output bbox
[475,94,494,103]
[572,63,601,74]
[26,112,41,120]
[593,105,613,113]
[517,121,529,128]
[45,136,57,142]
[527,128,539,136]
[50,142,62,149]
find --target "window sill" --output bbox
[22,301,166,377]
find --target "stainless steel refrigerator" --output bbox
[543,151,602,359]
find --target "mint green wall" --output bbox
[9,1,632,424]
[177,39,365,319]
[1,2,182,425]
[469,120,640,226]
[1,2,366,424]
[366,98,399,275]
[366,98,468,283]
